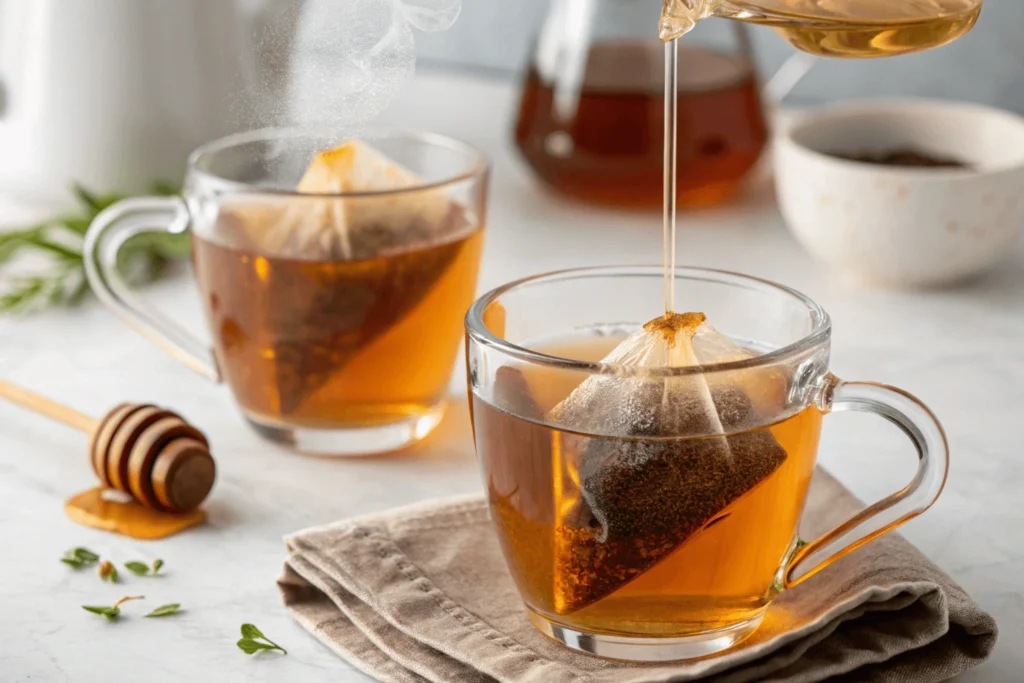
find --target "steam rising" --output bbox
[252,0,463,128]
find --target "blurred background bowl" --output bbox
[774,99,1024,288]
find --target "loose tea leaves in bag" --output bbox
[229,140,462,260]
[211,141,472,416]
[550,312,788,613]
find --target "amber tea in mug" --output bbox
[86,129,489,455]
[466,268,948,661]
[191,210,483,431]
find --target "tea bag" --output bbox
[227,140,464,260]
[214,141,472,416]
[550,312,788,614]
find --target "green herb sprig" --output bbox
[61,547,99,569]
[145,603,181,618]
[124,559,164,577]
[0,183,188,313]
[237,624,288,655]
[82,595,144,621]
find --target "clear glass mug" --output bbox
[85,128,489,455]
[465,267,948,661]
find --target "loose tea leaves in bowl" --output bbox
[830,148,970,169]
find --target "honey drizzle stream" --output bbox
[663,39,679,315]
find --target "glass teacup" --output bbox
[85,128,489,455]
[465,266,947,661]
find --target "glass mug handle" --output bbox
[785,375,950,587]
[82,197,221,382]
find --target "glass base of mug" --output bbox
[244,401,447,456]
[526,607,764,662]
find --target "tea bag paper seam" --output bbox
[286,517,592,683]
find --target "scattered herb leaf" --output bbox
[124,561,151,576]
[83,605,121,621]
[240,624,261,640]
[237,623,287,655]
[74,548,100,563]
[62,547,99,569]
[82,597,142,621]
[237,640,277,654]
[145,603,181,618]
[124,560,165,577]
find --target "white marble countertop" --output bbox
[1,70,1022,682]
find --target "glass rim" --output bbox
[187,126,491,198]
[465,266,833,378]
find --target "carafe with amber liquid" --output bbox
[516,1,769,208]
[516,0,983,208]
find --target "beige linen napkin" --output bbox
[279,469,996,683]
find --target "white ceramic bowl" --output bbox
[774,99,1024,288]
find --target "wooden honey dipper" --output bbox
[0,378,215,513]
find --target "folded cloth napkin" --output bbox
[279,469,997,683]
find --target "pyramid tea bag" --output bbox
[227,140,464,260]
[550,312,788,614]
[205,141,476,418]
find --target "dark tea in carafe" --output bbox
[515,42,767,208]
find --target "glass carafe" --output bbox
[515,1,769,208]
[661,1,983,58]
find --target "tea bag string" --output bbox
[0,378,97,433]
